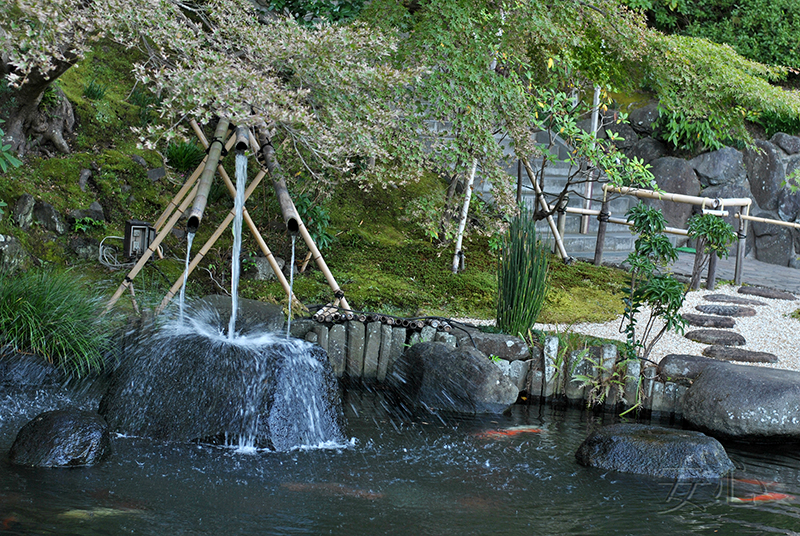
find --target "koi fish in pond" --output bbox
[474,426,543,439]
[728,492,795,504]
[281,482,384,500]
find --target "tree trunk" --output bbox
[451,158,478,274]
[2,56,77,156]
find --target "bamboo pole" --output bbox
[156,171,267,314]
[255,123,351,312]
[521,158,570,260]
[734,205,749,285]
[187,119,230,233]
[191,123,295,301]
[603,185,752,209]
[735,212,800,229]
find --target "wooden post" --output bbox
[734,205,749,286]
[593,196,610,266]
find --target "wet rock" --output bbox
[388,341,518,414]
[689,147,746,188]
[695,304,756,317]
[628,103,660,136]
[752,211,793,266]
[683,362,800,441]
[453,330,530,361]
[647,157,701,230]
[9,409,110,467]
[703,294,766,306]
[701,345,778,364]
[684,329,746,346]
[744,140,784,211]
[657,354,717,383]
[575,424,734,480]
[0,351,64,387]
[771,132,800,155]
[681,313,735,328]
[738,286,797,301]
[13,193,36,229]
[193,294,285,333]
[245,256,285,281]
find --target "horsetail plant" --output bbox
[496,206,549,338]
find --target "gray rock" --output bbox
[657,354,717,382]
[606,121,639,150]
[689,147,747,188]
[288,318,316,339]
[388,341,518,414]
[69,237,100,260]
[69,201,106,224]
[327,324,346,377]
[0,352,64,387]
[14,193,36,229]
[681,313,735,328]
[738,286,797,301]
[771,132,800,155]
[703,294,766,306]
[777,185,800,222]
[701,345,778,364]
[628,103,660,136]
[453,330,530,361]
[247,256,285,281]
[575,424,733,480]
[0,234,27,273]
[684,329,746,346]
[744,140,785,211]
[9,409,110,467]
[148,167,166,182]
[346,321,365,377]
[647,157,701,229]
[130,154,148,167]
[694,304,756,317]
[625,137,668,164]
[752,211,793,266]
[33,201,66,234]
[78,169,92,192]
[683,362,800,441]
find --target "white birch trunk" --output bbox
[451,158,478,274]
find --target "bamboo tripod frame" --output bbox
[106,119,351,315]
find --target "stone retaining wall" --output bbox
[292,319,685,418]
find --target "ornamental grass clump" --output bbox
[0,269,115,378]
[496,207,549,337]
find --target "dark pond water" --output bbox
[2,386,800,535]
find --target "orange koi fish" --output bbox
[474,426,543,439]
[728,492,795,504]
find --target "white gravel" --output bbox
[457,285,800,371]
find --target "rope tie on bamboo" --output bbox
[598,209,610,223]
[207,137,228,157]
[334,290,345,299]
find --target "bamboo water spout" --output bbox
[187,118,230,233]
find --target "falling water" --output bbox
[286,235,296,339]
[178,231,195,323]
[228,151,247,339]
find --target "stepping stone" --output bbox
[703,294,766,306]
[702,345,779,364]
[685,329,746,346]
[738,287,797,301]
[681,313,735,329]
[695,304,756,317]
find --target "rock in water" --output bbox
[388,341,519,414]
[9,409,110,467]
[99,312,345,450]
[575,423,733,480]
[683,362,800,441]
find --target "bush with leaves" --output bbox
[621,203,686,362]
[0,268,115,378]
[686,213,737,290]
[0,119,23,173]
[496,207,549,338]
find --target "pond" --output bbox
[3,385,800,536]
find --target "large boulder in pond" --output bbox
[575,424,733,480]
[9,409,110,467]
[387,341,519,414]
[192,295,285,334]
[99,313,345,451]
[683,362,800,442]
[452,330,530,361]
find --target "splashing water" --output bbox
[228,152,247,339]
[286,235,295,339]
[178,231,195,323]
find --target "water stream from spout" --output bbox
[179,232,195,323]
[228,151,247,339]
[286,235,295,339]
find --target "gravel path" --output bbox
[458,285,800,371]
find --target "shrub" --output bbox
[496,207,549,337]
[166,141,206,173]
[0,268,115,378]
[82,79,108,101]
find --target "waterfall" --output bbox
[178,231,195,323]
[286,235,295,339]
[228,151,247,339]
